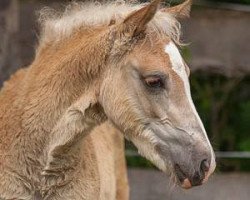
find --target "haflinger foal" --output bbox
[0,0,216,199]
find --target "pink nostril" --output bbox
[201,159,210,173]
[181,178,192,189]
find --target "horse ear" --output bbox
[121,0,161,37]
[161,0,192,19]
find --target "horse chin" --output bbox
[130,129,169,172]
[131,129,194,188]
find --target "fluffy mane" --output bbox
[38,1,182,45]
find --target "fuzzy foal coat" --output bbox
[0,29,129,199]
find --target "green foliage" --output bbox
[190,74,250,153]
[125,140,154,168]
[238,102,250,151]
[218,158,250,171]
[126,155,155,168]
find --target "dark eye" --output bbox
[144,76,164,88]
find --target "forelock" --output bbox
[38,1,182,45]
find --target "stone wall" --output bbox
[183,5,250,77]
[0,0,19,87]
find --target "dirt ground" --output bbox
[128,169,250,200]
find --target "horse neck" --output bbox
[35,27,111,84]
[23,28,112,134]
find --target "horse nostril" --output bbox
[190,160,210,186]
[191,171,203,186]
[174,164,187,183]
[200,159,210,173]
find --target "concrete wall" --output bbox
[0,0,19,87]
[184,5,250,76]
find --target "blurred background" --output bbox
[0,0,249,199]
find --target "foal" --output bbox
[0,0,215,199]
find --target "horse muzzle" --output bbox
[174,158,211,189]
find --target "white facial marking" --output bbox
[164,42,215,175]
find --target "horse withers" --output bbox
[0,0,215,199]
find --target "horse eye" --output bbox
[144,76,164,88]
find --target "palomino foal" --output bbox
[0,0,215,199]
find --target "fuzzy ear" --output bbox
[121,0,161,37]
[161,0,192,19]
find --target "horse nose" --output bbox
[200,159,210,173]
[175,148,215,189]
[190,159,210,186]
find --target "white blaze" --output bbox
[164,42,215,175]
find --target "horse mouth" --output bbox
[174,164,192,189]
[174,164,203,189]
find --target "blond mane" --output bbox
[38,1,182,45]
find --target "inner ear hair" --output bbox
[121,0,161,37]
[161,0,192,19]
